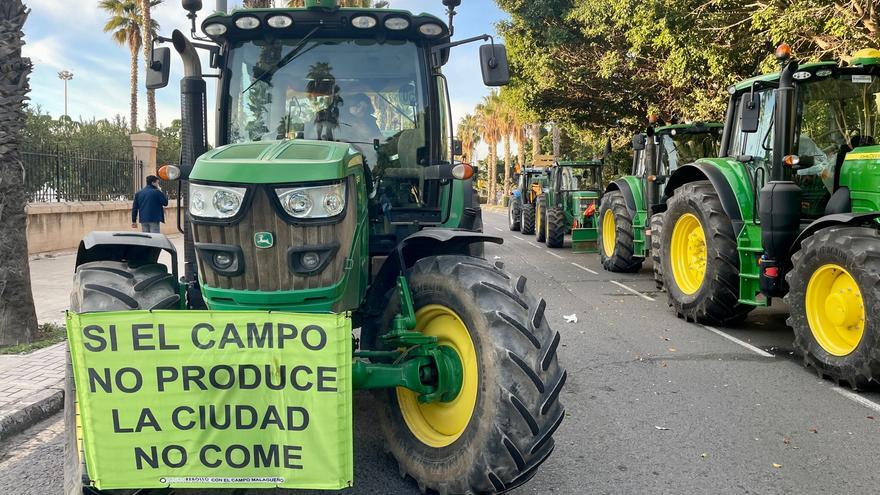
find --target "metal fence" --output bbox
[23,147,143,202]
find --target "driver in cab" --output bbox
[340,93,381,166]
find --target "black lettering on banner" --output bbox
[236,405,258,429]
[191,323,215,349]
[134,446,159,469]
[266,365,285,390]
[157,324,179,350]
[284,445,304,469]
[137,408,162,432]
[182,366,208,391]
[88,368,112,393]
[210,404,231,429]
[112,409,133,433]
[115,367,143,393]
[82,325,106,352]
[238,364,260,390]
[317,366,337,392]
[290,365,313,391]
[301,325,327,351]
[156,367,178,392]
[247,322,273,348]
[88,367,144,393]
[172,406,195,430]
[254,444,279,468]
[219,323,245,349]
[259,406,283,430]
[277,323,297,349]
[200,444,222,468]
[287,407,309,431]
[226,444,250,469]
[131,324,155,351]
[208,365,235,390]
[162,444,187,468]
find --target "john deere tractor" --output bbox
[535,160,604,250]
[508,164,549,234]
[659,44,880,388]
[600,123,722,283]
[63,1,566,494]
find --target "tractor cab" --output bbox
[632,123,723,182]
[508,156,552,234]
[535,159,605,251]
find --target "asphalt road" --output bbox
[5,209,880,494]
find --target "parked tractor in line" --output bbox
[535,159,605,250]
[599,123,723,284]
[508,165,550,234]
[63,1,566,494]
[659,44,880,388]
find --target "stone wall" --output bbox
[26,201,182,253]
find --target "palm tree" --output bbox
[101,0,143,133]
[476,93,501,205]
[496,99,516,199]
[530,123,542,162]
[286,0,389,6]
[140,0,162,130]
[456,113,480,164]
[0,0,39,346]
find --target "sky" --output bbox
[23,0,508,152]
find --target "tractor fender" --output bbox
[605,178,640,219]
[789,212,880,256]
[360,229,502,324]
[664,161,746,234]
[75,231,179,281]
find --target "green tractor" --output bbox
[535,159,605,250]
[508,164,550,234]
[63,1,566,494]
[599,123,723,282]
[659,44,880,387]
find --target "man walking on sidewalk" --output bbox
[131,175,168,233]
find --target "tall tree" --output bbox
[496,98,516,198]
[530,123,541,162]
[286,0,389,6]
[456,113,481,164]
[476,92,501,205]
[140,0,162,130]
[101,0,143,133]
[0,0,39,346]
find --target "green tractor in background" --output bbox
[64,1,566,494]
[535,159,605,250]
[599,123,723,283]
[508,158,552,234]
[659,44,880,388]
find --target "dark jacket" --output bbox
[132,185,168,223]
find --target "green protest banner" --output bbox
[66,310,353,490]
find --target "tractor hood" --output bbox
[190,140,360,183]
[572,190,599,199]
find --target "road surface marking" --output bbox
[831,386,880,414]
[702,326,774,357]
[571,262,598,275]
[527,242,540,248]
[513,235,525,241]
[548,251,564,259]
[493,227,503,232]
[610,280,655,301]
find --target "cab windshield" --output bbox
[225,38,428,168]
[559,166,600,191]
[658,130,721,175]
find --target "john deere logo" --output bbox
[254,232,274,249]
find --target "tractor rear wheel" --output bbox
[546,207,566,248]
[785,226,880,390]
[535,195,547,243]
[661,181,752,325]
[374,255,566,494]
[598,190,643,273]
[521,203,536,235]
[651,213,665,290]
[65,260,179,495]
[509,197,522,231]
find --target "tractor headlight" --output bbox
[189,184,246,219]
[276,182,346,219]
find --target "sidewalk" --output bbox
[0,234,186,440]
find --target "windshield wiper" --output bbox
[242,26,321,95]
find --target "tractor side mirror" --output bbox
[452,139,463,157]
[480,44,510,87]
[739,92,761,133]
[632,134,646,151]
[146,47,171,90]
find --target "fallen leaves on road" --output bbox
[654,426,670,431]
[668,347,677,352]
[772,463,782,469]
[783,438,790,445]
[808,427,818,433]
[563,314,578,323]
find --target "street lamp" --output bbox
[58,70,74,117]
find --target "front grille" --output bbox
[192,178,356,292]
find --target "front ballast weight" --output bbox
[352,276,463,404]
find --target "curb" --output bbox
[0,385,64,442]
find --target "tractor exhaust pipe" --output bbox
[644,126,658,210]
[171,29,208,309]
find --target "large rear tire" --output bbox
[65,261,179,495]
[521,203,536,235]
[598,190,643,273]
[546,207,566,248]
[661,181,752,325]
[785,226,880,390]
[509,197,522,231]
[535,195,547,243]
[651,213,665,290]
[374,256,566,494]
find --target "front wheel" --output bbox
[509,197,522,231]
[786,226,880,389]
[546,207,567,248]
[651,213,665,290]
[521,203,536,235]
[376,256,566,494]
[598,190,643,273]
[535,195,547,243]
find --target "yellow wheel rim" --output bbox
[806,264,865,356]
[669,213,707,295]
[397,305,478,448]
[536,204,543,234]
[602,208,616,257]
